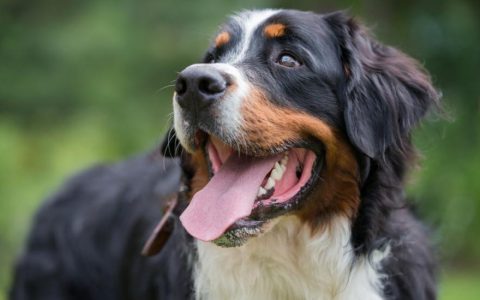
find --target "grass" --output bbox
[441,270,480,300]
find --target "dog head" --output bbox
[161,9,439,247]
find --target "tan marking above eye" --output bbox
[264,23,286,38]
[215,31,231,48]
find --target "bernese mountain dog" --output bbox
[10,9,440,300]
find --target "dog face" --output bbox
[164,9,438,247]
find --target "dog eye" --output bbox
[277,53,301,68]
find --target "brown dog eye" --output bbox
[277,54,301,68]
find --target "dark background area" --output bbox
[1,0,479,298]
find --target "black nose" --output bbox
[175,66,229,111]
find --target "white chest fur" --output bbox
[193,216,387,300]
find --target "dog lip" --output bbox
[194,130,208,148]
[208,135,234,173]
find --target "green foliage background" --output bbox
[0,0,479,298]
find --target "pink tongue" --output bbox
[180,153,281,241]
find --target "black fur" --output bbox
[325,13,439,158]
[326,12,439,300]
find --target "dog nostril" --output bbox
[175,78,187,96]
[198,77,226,95]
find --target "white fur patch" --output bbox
[193,216,388,300]
[172,94,195,153]
[208,10,278,145]
[209,63,248,145]
[225,9,279,64]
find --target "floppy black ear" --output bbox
[160,126,182,158]
[326,12,440,158]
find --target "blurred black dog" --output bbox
[10,155,193,299]
[11,9,439,300]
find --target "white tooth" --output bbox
[279,164,287,178]
[265,177,275,190]
[271,170,281,181]
[279,165,286,176]
[257,187,267,197]
[271,167,282,181]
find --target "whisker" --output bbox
[155,84,176,95]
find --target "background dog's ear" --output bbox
[160,126,182,157]
[325,12,440,158]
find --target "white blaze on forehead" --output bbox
[225,9,280,64]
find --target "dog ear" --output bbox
[325,12,440,158]
[160,126,182,158]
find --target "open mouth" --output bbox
[179,134,322,247]
[208,136,317,209]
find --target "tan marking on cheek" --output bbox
[264,23,286,38]
[215,31,230,48]
[299,142,360,230]
[241,90,360,228]
[188,149,210,199]
[242,90,336,153]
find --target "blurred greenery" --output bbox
[0,0,478,299]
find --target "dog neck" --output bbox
[193,215,388,300]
